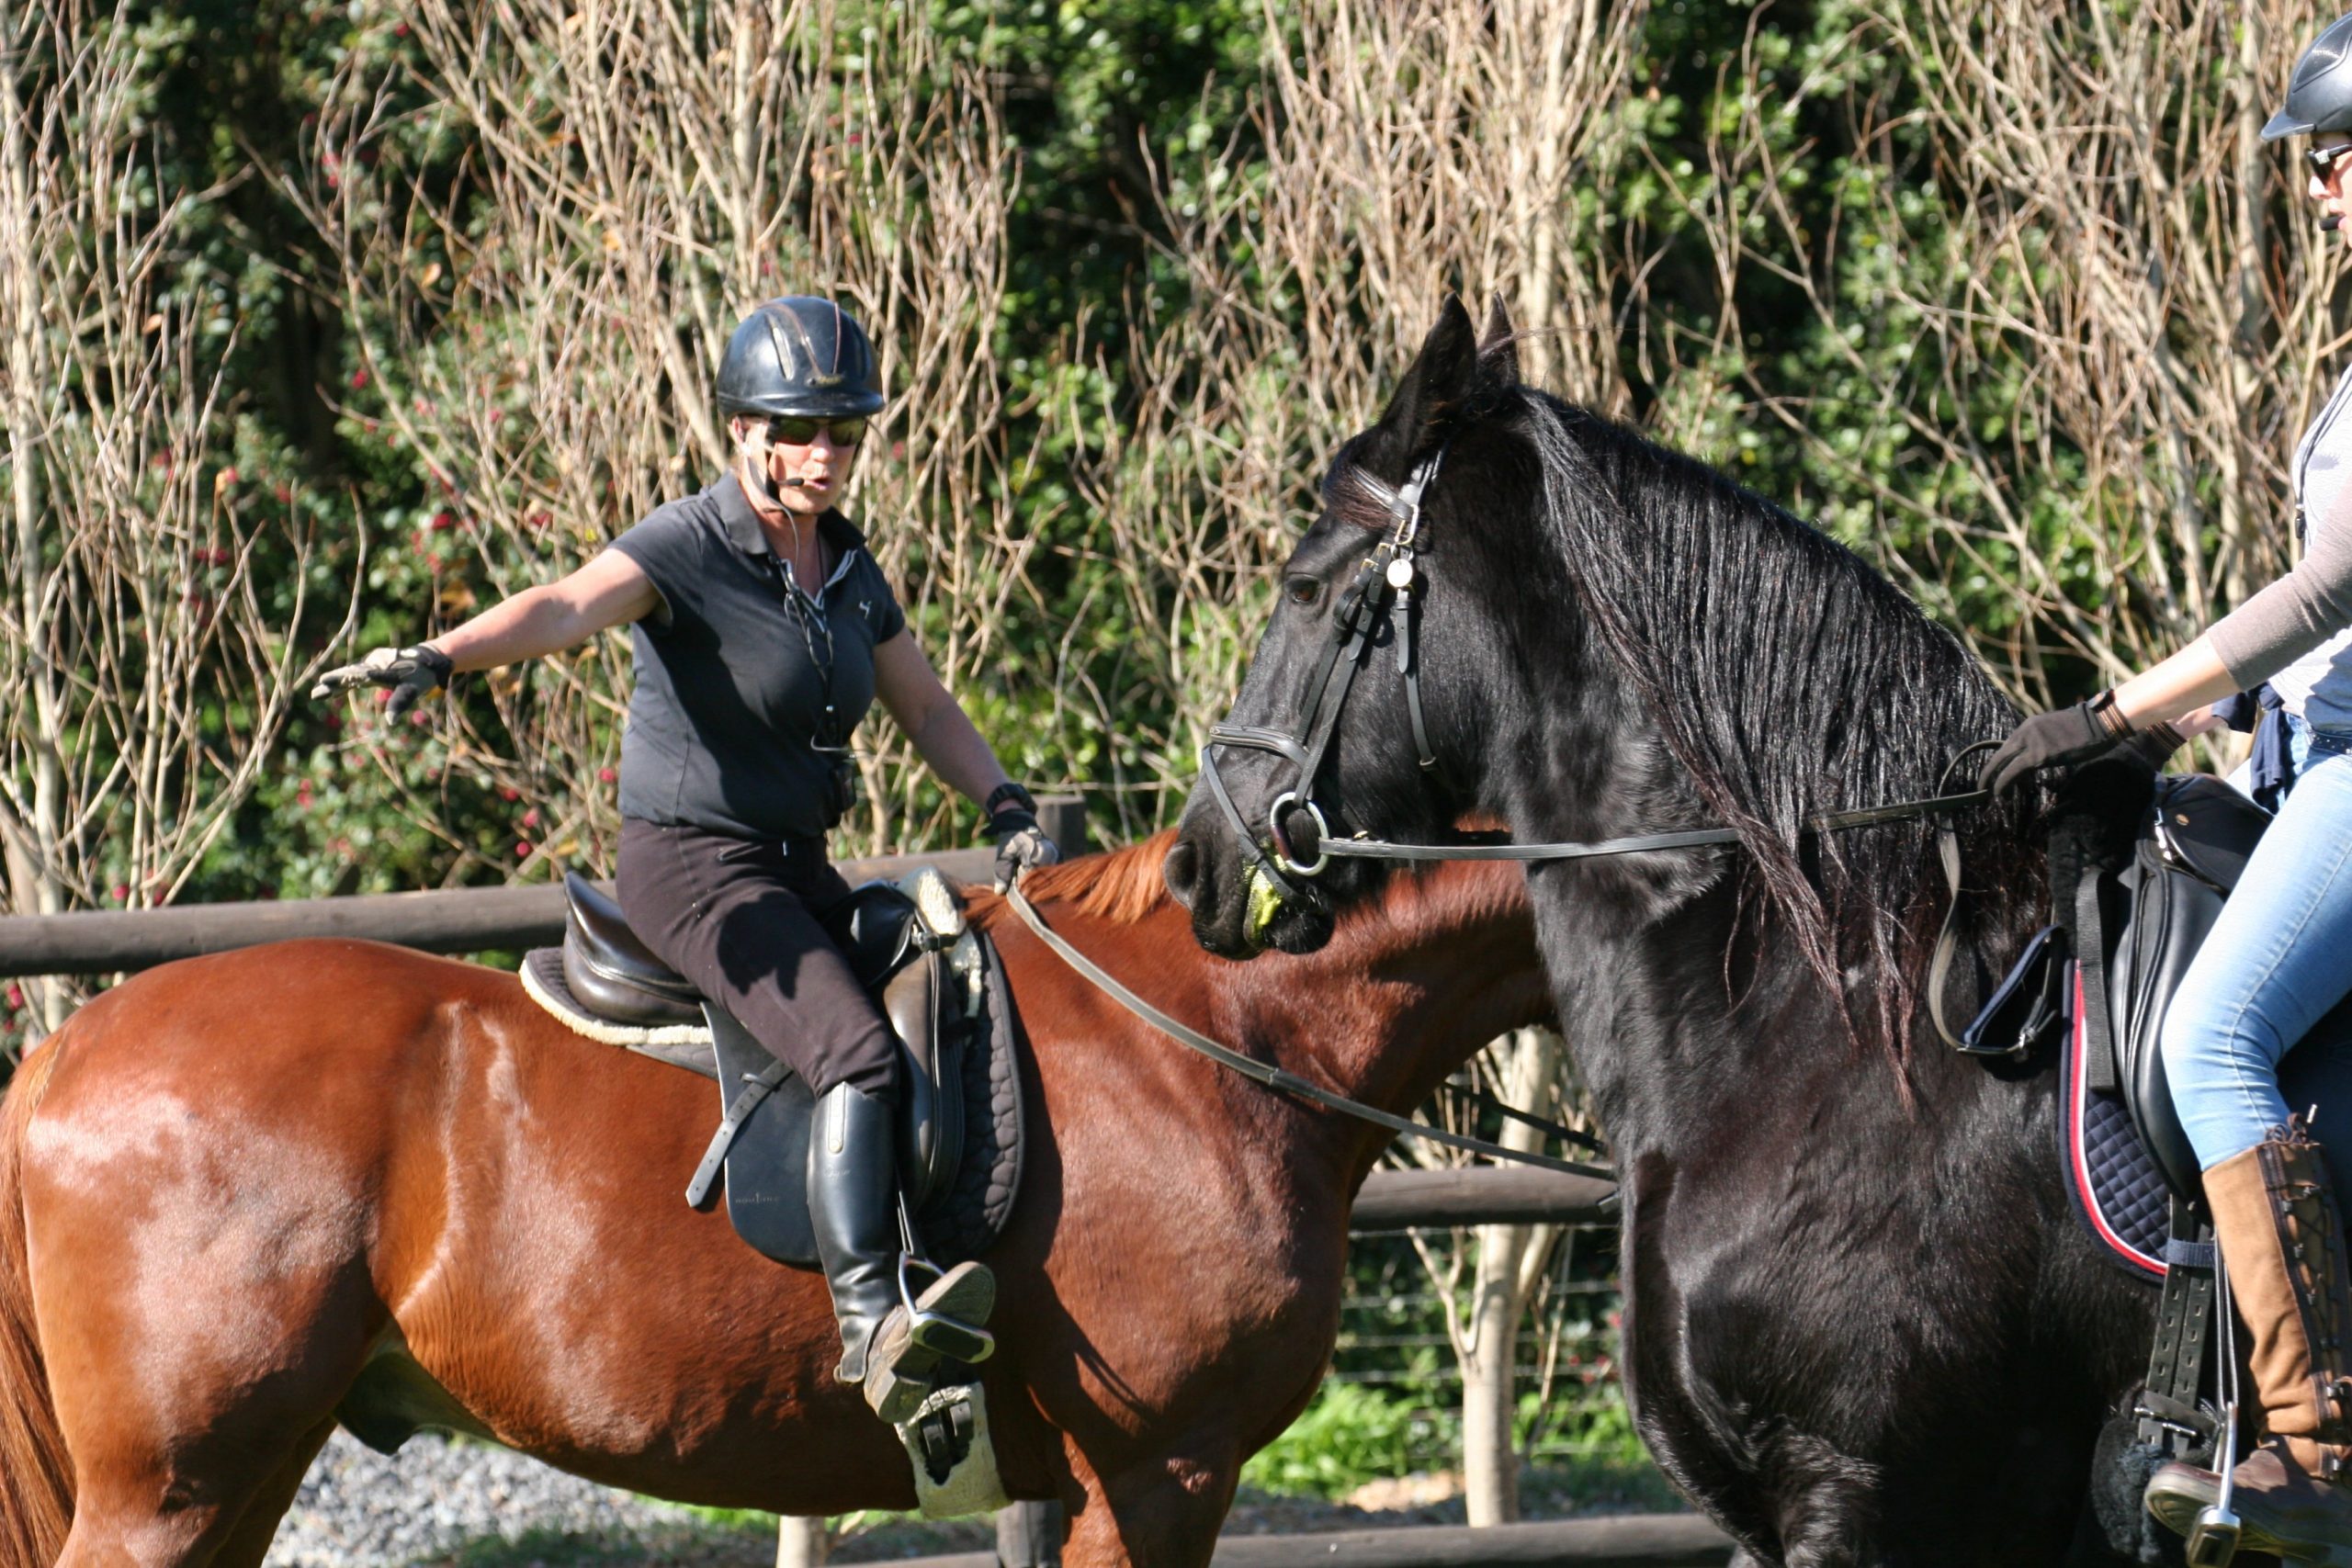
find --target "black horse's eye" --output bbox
[1284,575,1323,608]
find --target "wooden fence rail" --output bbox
[0,802,1090,980]
[0,847,994,979]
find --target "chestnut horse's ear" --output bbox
[1363,296,1480,478]
[1477,294,1520,385]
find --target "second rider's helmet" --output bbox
[716,296,886,420]
[2266,14,2352,141]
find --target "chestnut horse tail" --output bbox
[0,1034,73,1568]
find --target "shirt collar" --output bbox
[713,473,869,560]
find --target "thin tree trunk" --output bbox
[1459,1026,1564,1526]
[775,1516,828,1568]
[0,17,67,1035]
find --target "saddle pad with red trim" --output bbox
[2059,964,2172,1282]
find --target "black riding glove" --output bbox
[310,644,455,721]
[2119,720,2189,773]
[986,784,1061,892]
[1980,697,2128,798]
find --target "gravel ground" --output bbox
[262,1430,1677,1567]
[262,1432,735,1567]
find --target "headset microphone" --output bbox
[2328,215,2346,232]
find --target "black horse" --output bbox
[1164,299,2165,1566]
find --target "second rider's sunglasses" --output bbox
[2310,143,2352,178]
[763,415,868,446]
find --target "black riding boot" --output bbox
[807,1082,996,1423]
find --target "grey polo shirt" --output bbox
[610,474,907,840]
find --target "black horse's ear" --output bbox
[1477,294,1520,385]
[1364,297,1480,477]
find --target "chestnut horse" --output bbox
[0,837,1546,1568]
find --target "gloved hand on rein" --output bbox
[310,644,455,721]
[986,784,1061,893]
[1981,694,2185,798]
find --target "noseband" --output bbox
[1201,446,1450,905]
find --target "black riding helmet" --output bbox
[716,296,886,420]
[2266,13,2352,141]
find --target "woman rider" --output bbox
[1984,16,2352,1554]
[312,296,1059,1424]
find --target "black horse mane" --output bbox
[1483,388,2041,1057]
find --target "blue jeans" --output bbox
[2162,716,2352,1169]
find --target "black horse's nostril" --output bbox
[1162,840,1202,910]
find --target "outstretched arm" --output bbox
[313,548,660,716]
[427,548,662,672]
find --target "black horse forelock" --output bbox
[1504,389,2041,1063]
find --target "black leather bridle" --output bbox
[1200,446,1453,906]
[1195,441,1998,1047]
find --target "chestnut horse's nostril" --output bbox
[1162,840,1202,910]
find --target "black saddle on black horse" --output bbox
[2056,772,2352,1221]
[519,868,1023,1269]
[1959,764,2352,1541]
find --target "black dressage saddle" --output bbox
[1958,765,2352,1535]
[2013,772,2352,1213]
[526,868,1023,1269]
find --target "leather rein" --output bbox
[1001,879,1612,1179]
[1196,443,2000,1049]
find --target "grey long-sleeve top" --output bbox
[2207,365,2352,727]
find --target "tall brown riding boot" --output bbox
[2146,1122,2352,1565]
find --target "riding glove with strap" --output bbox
[311,644,456,721]
[1981,692,2135,797]
[986,783,1060,892]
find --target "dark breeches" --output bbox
[616,818,900,1103]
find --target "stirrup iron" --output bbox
[898,1254,996,1365]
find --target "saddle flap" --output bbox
[2109,842,2223,1207]
[561,873,704,1028]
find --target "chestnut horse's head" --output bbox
[1167,297,1537,958]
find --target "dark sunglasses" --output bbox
[762,415,867,446]
[2309,143,2352,178]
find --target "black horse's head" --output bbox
[1166,298,1546,957]
[1170,297,2030,1068]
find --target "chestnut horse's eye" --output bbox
[1284,576,1323,608]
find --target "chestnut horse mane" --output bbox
[965,827,1527,936]
[967,830,1180,926]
